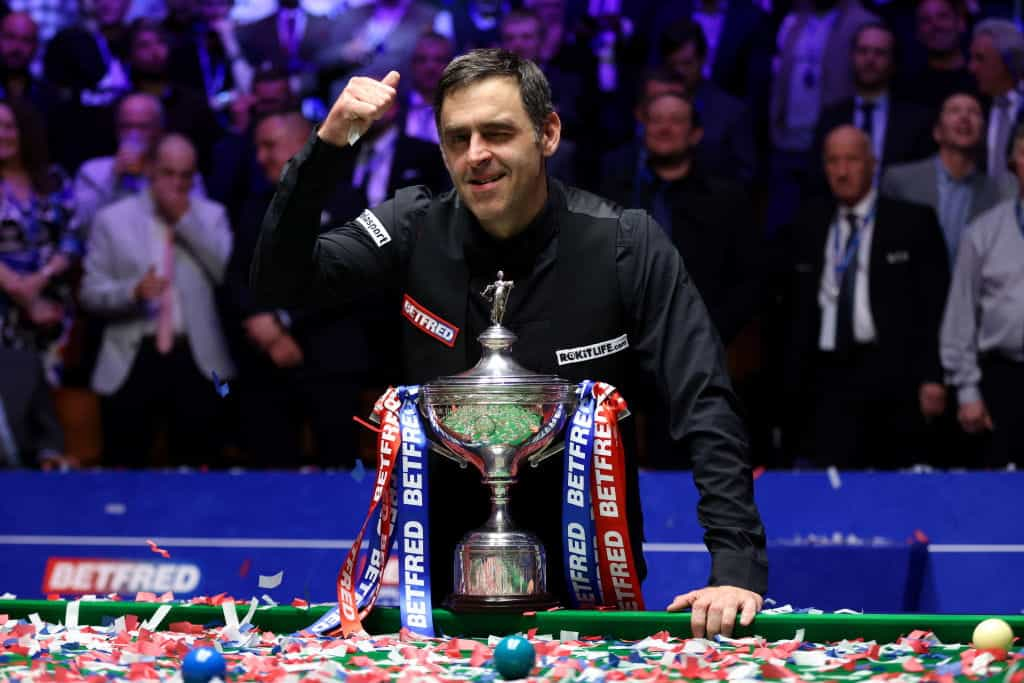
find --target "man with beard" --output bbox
[126,19,221,178]
[810,22,934,192]
[252,49,767,637]
[897,0,977,109]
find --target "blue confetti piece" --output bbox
[628,651,645,664]
[211,370,230,397]
[606,653,620,668]
[351,459,366,482]
[935,663,961,676]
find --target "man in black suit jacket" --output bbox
[782,125,950,468]
[809,22,934,195]
[0,348,68,468]
[659,20,756,184]
[601,91,760,347]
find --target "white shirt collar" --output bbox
[838,186,877,221]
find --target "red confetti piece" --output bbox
[46,593,60,601]
[903,657,925,672]
[146,539,171,558]
[752,466,766,480]
[239,558,252,577]
[291,598,309,608]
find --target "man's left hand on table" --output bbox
[666,585,763,638]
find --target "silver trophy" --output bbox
[418,272,578,611]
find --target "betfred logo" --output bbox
[402,294,459,347]
[42,558,201,594]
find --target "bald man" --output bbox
[781,124,950,468]
[73,93,207,235]
[221,111,402,468]
[81,134,235,468]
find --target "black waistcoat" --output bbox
[397,183,647,604]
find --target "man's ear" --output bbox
[541,111,561,158]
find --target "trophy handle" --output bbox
[526,406,632,468]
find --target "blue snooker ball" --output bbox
[182,646,227,682]
[493,634,536,680]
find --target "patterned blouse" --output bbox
[0,169,79,383]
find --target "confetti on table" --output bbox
[827,466,842,489]
[258,571,284,589]
[146,539,171,559]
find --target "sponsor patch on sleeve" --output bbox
[402,294,459,347]
[355,209,391,247]
[556,334,630,366]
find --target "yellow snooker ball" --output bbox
[972,618,1015,650]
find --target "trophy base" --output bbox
[445,592,560,613]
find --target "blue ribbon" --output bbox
[562,380,603,608]
[396,386,434,636]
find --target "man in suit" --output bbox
[968,18,1024,192]
[810,22,934,194]
[882,92,1001,266]
[236,0,329,93]
[0,347,70,469]
[601,91,759,347]
[72,93,206,235]
[222,111,406,468]
[80,134,234,467]
[659,18,756,184]
[403,32,452,145]
[782,125,950,468]
[766,0,877,236]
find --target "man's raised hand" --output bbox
[319,71,401,147]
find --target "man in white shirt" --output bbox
[782,125,950,467]
[968,18,1024,192]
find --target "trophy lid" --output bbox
[421,272,576,406]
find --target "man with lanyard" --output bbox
[251,49,766,638]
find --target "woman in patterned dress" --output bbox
[0,97,79,383]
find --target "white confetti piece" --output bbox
[141,604,172,631]
[827,466,842,489]
[104,502,127,515]
[240,597,259,626]
[65,599,80,630]
[560,630,579,642]
[258,570,284,589]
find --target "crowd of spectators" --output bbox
[0,0,1021,471]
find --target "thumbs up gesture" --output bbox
[319,70,401,147]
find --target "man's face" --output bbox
[117,96,162,147]
[92,0,130,27]
[131,29,169,77]
[852,27,894,91]
[969,33,1013,96]
[411,37,452,97]
[643,95,701,160]
[665,42,703,91]
[150,140,196,198]
[0,14,38,72]
[255,115,304,184]
[439,76,559,239]
[501,18,542,62]
[916,0,963,54]
[824,127,875,205]
[934,94,983,151]
[252,78,292,115]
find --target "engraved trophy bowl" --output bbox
[419,272,577,612]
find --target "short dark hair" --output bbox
[851,20,895,53]
[636,66,687,106]
[642,90,703,129]
[433,48,554,139]
[659,19,708,61]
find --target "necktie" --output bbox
[990,96,1012,177]
[0,394,20,467]
[156,231,175,354]
[858,101,876,141]
[834,212,859,353]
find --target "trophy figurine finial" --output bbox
[482,271,514,326]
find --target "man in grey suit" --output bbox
[882,92,1002,266]
[80,134,235,467]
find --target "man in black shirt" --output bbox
[252,49,766,638]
